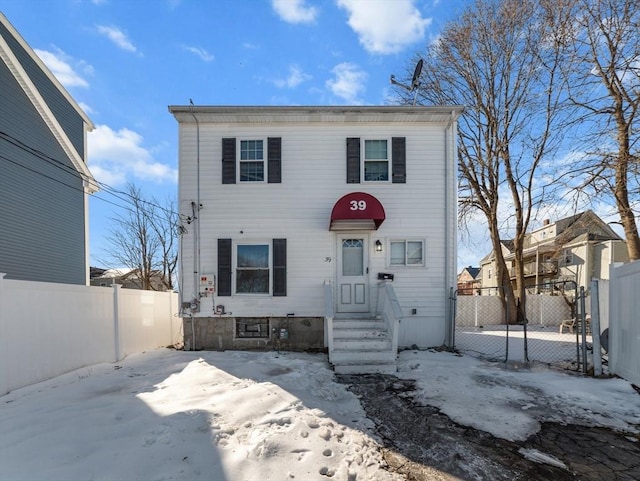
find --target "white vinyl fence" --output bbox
[456,294,571,327]
[0,274,182,395]
[608,261,640,386]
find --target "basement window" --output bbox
[236,318,270,339]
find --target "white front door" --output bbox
[336,235,369,313]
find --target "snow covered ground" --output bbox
[1,348,638,481]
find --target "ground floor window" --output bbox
[390,239,425,266]
[236,243,270,293]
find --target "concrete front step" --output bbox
[333,328,389,339]
[331,349,396,364]
[330,316,397,375]
[333,319,385,329]
[334,362,397,375]
[333,338,391,350]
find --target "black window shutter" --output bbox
[222,138,236,184]
[218,239,232,296]
[268,137,281,183]
[392,137,406,183]
[346,137,360,183]
[272,238,287,296]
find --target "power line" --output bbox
[1,130,178,220]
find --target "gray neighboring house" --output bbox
[0,13,96,285]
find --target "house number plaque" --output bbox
[349,200,367,211]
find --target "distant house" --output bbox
[90,268,169,291]
[0,13,96,285]
[457,266,481,295]
[478,240,515,295]
[479,211,628,293]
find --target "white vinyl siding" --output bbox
[179,123,446,315]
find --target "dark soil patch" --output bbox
[337,374,640,481]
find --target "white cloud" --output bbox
[96,25,138,53]
[326,62,367,104]
[272,0,318,24]
[88,125,177,186]
[273,65,311,88]
[337,0,431,54]
[78,102,94,115]
[183,46,214,62]
[34,48,89,88]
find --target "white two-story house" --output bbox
[169,105,462,372]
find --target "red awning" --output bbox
[330,192,386,231]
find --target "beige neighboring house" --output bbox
[90,268,169,291]
[479,240,515,295]
[479,211,628,293]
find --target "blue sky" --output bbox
[2,0,481,269]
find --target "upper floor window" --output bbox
[240,140,264,182]
[364,139,389,181]
[563,248,573,265]
[347,137,405,184]
[222,137,281,184]
[389,239,425,266]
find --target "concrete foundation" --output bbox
[183,316,325,352]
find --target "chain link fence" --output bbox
[451,282,592,373]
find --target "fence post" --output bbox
[113,283,122,362]
[579,286,588,374]
[504,288,510,362]
[448,287,457,350]
[590,280,602,376]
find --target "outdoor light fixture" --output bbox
[375,239,383,252]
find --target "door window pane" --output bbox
[342,239,363,276]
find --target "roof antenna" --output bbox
[390,58,423,106]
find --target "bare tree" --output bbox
[104,183,178,291]
[559,0,640,260]
[397,0,570,322]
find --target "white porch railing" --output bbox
[375,281,403,357]
[323,281,335,363]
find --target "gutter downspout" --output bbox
[189,105,201,350]
[444,111,457,347]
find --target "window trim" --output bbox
[388,239,426,267]
[238,138,267,183]
[362,138,391,183]
[233,240,272,295]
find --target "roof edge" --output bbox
[169,105,465,115]
[0,12,94,130]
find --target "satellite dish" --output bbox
[411,58,423,90]
[389,58,423,105]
